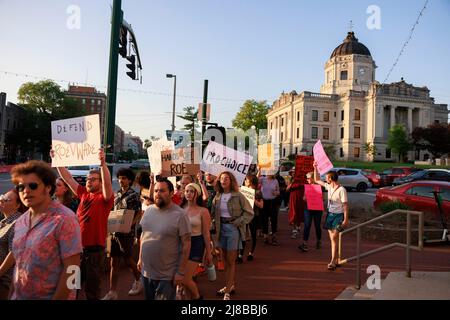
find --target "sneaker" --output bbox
[291,230,298,239]
[298,243,309,252]
[236,255,244,264]
[128,280,143,296]
[316,240,322,249]
[102,290,118,300]
[217,260,225,271]
[271,236,280,246]
[216,285,235,296]
[247,253,254,261]
[223,293,231,300]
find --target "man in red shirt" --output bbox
[56,149,114,300]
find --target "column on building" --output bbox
[407,107,413,133]
[390,106,396,129]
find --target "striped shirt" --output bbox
[0,211,23,289]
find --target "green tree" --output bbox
[412,123,450,159]
[387,124,411,162]
[323,144,336,161]
[363,142,377,160]
[177,106,199,143]
[232,100,269,133]
[15,80,86,161]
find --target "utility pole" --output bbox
[201,79,208,154]
[105,0,122,175]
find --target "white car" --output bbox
[320,167,372,192]
[67,165,100,185]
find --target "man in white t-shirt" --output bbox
[312,162,348,271]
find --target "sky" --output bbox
[0,0,449,142]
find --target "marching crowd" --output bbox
[0,149,348,300]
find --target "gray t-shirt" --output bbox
[139,203,191,280]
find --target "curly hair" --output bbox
[10,160,57,196]
[214,171,240,194]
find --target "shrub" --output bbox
[379,201,411,214]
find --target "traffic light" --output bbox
[126,55,136,80]
[119,26,128,58]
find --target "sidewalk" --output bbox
[88,210,450,300]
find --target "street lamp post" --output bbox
[166,74,177,133]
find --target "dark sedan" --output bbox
[392,169,450,186]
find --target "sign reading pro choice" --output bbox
[51,114,101,167]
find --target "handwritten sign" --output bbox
[107,209,134,233]
[148,138,174,175]
[201,141,253,186]
[258,143,279,175]
[161,148,200,177]
[313,140,333,175]
[51,114,101,167]
[304,184,324,211]
[295,155,314,185]
[239,186,255,208]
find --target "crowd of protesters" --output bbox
[0,149,348,300]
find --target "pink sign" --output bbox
[313,140,333,175]
[304,184,324,211]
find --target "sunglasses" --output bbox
[15,182,40,192]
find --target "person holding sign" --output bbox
[298,172,323,252]
[211,172,254,301]
[312,162,348,271]
[103,168,142,300]
[180,183,212,300]
[55,148,114,299]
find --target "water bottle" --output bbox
[207,263,216,282]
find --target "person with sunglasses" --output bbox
[0,189,27,299]
[0,160,82,299]
[54,148,114,300]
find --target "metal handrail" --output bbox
[338,209,424,289]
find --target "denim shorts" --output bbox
[141,276,175,300]
[323,212,344,231]
[218,223,242,251]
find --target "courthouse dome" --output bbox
[330,32,371,59]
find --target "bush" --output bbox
[379,201,411,214]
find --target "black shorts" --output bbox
[109,232,135,258]
[189,235,205,263]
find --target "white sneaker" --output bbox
[223,293,231,300]
[291,230,298,239]
[128,280,143,296]
[102,290,118,300]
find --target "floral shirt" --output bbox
[11,201,82,300]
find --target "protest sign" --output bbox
[161,148,200,177]
[239,186,255,208]
[258,143,279,175]
[51,114,101,167]
[313,140,333,175]
[201,141,253,185]
[147,138,174,175]
[304,184,325,211]
[295,155,314,184]
[107,209,134,233]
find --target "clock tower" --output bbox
[320,32,376,95]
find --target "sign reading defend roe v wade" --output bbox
[201,141,253,186]
[51,114,101,167]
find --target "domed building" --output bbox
[267,32,448,161]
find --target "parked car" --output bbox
[320,168,372,192]
[374,181,450,216]
[67,165,99,186]
[392,169,450,186]
[379,167,423,186]
[361,169,381,187]
[130,159,150,172]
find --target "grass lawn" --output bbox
[332,161,450,172]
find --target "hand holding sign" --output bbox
[313,140,333,175]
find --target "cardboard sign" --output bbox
[51,114,101,167]
[313,140,333,175]
[295,155,314,185]
[161,148,200,177]
[147,138,174,175]
[304,184,324,211]
[258,143,279,175]
[239,186,255,209]
[107,209,134,233]
[201,141,253,186]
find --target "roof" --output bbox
[330,32,371,59]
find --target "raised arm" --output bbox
[197,171,209,202]
[99,149,113,201]
[313,161,326,187]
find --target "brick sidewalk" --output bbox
[83,210,450,300]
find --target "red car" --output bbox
[379,167,422,186]
[374,181,450,216]
[362,169,381,187]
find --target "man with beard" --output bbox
[137,179,191,300]
[56,149,114,300]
